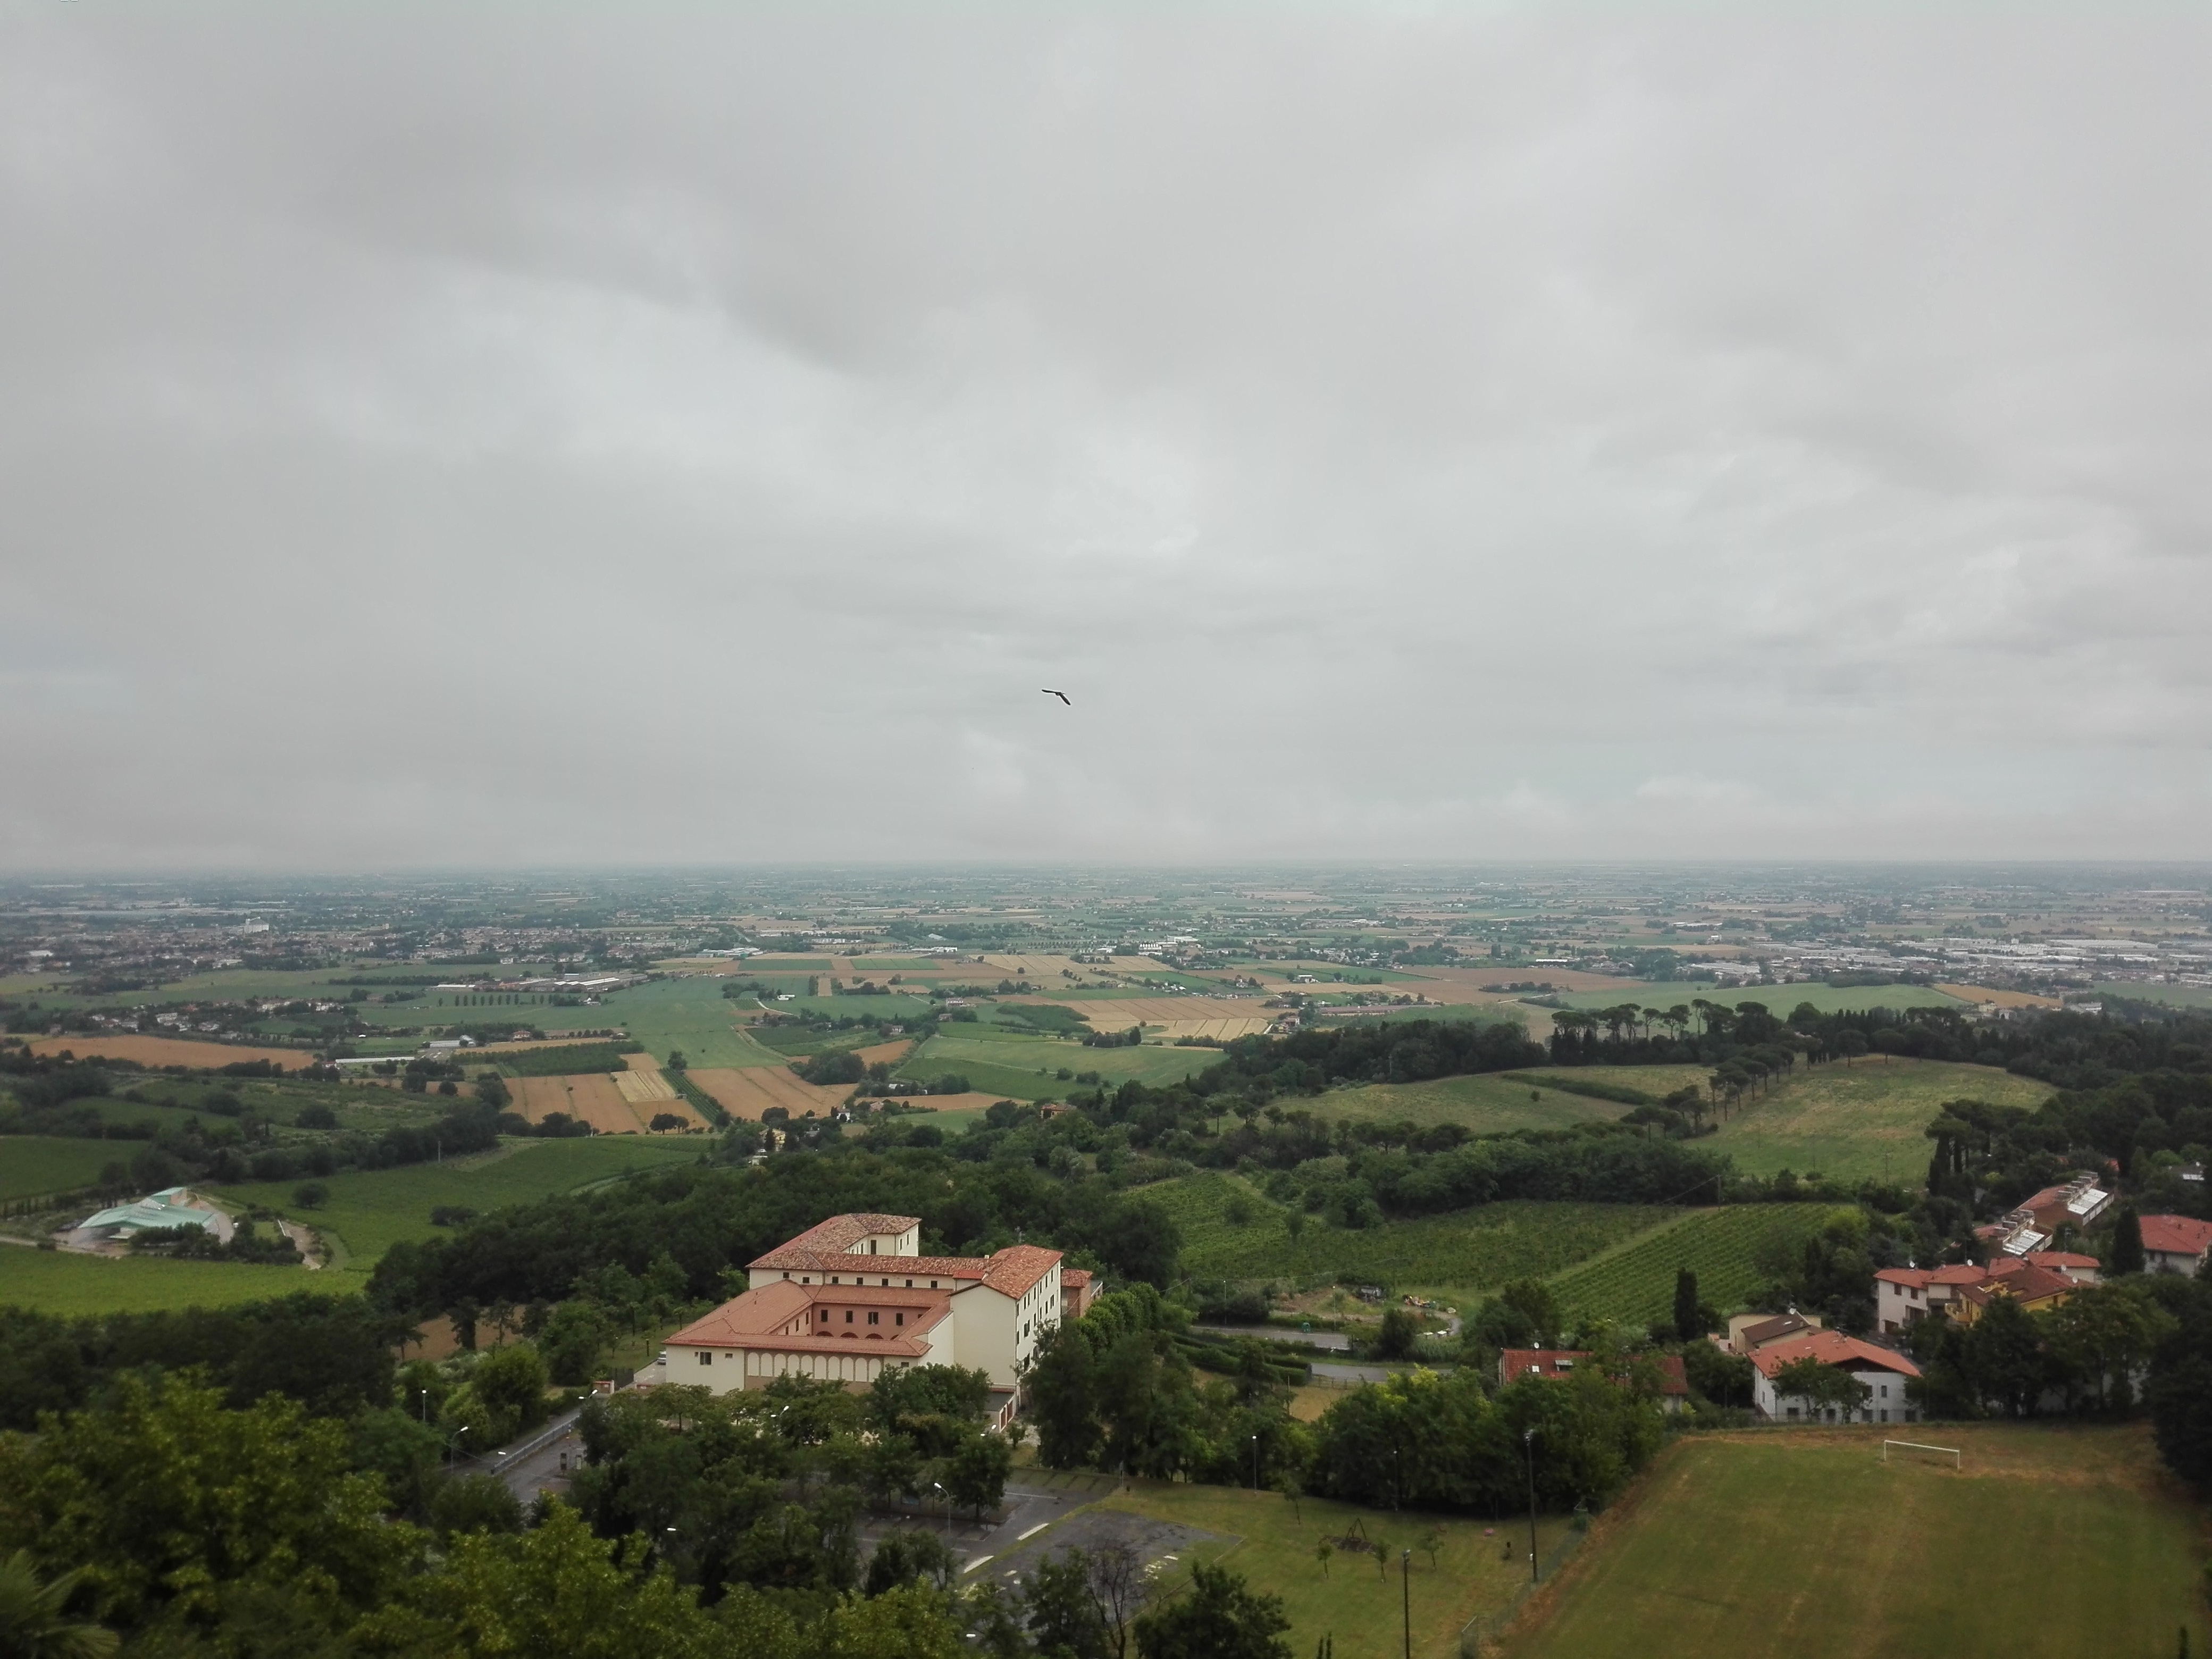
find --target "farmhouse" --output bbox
[651,1212,1065,1426]
[2140,1214,2212,1276]
[1725,1310,1823,1355]
[1750,1330,1922,1425]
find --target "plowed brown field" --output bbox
[513,1074,643,1134]
[1150,1017,1275,1042]
[29,1035,311,1070]
[687,1066,852,1121]
[1009,994,1264,1026]
[852,1039,916,1068]
[613,1067,678,1104]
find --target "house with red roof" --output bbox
[2141,1214,2212,1277]
[1874,1250,2098,1336]
[1749,1330,1923,1425]
[650,1212,1066,1426]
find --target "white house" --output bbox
[1750,1330,1923,1425]
[651,1212,1065,1427]
[2140,1214,2212,1277]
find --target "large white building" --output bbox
[651,1212,1093,1425]
[1750,1329,1924,1425]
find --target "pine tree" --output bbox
[1674,1266,1702,1341]
[2112,1206,2146,1276]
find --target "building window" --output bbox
[1879,1384,1888,1398]
[906,1279,914,1288]
[698,1352,711,1366]
[818,1310,828,1322]
[929,1280,939,1289]
[867,1311,879,1325]
[896,1313,905,1326]
[845,1310,854,1323]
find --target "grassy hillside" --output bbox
[1707,1059,2051,1184]
[897,1031,1218,1101]
[1309,1073,1636,1134]
[0,1250,334,1315]
[211,1134,702,1270]
[1151,1170,1679,1297]
[1511,1426,2207,1659]
[0,1137,119,1201]
[1546,1204,1846,1328]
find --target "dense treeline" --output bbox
[369,1146,1181,1317]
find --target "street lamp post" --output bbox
[1523,1428,1539,1584]
[932,1480,949,1542]
[1250,1432,1260,1492]
[1400,1547,1412,1659]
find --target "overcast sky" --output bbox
[4,6,2209,869]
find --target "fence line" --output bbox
[1457,1527,1588,1657]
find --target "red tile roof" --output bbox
[1749,1330,1922,1380]
[1498,1350,1687,1395]
[2140,1214,2212,1258]
[1061,1268,1093,1288]
[666,1278,953,1358]
[749,1213,921,1268]
[978,1244,1061,1298]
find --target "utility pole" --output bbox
[1524,1428,1539,1583]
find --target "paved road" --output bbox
[467,1407,586,1504]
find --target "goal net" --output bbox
[1881,1440,1960,1469]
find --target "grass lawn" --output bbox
[1546,1205,1848,1329]
[1709,1059,2052,1184]
[1092,1480,1579,1659]
[0,1137,121,1200]
[1505,1425,2208,1659]
[2098,981,2212,1010]
[212,1135,703,1270]
[1552,982,1972,1016]
[0,1249,333,1314]
[1150,1171,1680,1298]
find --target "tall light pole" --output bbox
[1400,1547,1412,1659]
[932,1480,949,1543]
[1251,1432,1260,1492]
[1523,1428,1539,1584]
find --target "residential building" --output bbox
[2140,1214,2212,1277]
[1497,1348,1690,1412]
[1978,1172,2112,1256]
[1874,1252,2098,1335]
[651,1212,1063,1426]
[1749,1330,1923,1425]
[1060,1267,1097,1322]
[1726,1311,1824,1356]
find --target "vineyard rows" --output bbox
[1547,1204,1845,1329]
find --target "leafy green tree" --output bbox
[822,1582,967,1659]
[0,1375,412,1635]
[0,1551,119,1658]
[1964,1296,2052,1418]
[1027,1328,1103,1469]
[1132,1562,1292,1659]
[2042,1282,2178,1411]
[429,1472,525,1537]
[861,1529,957,1595]
[350,1405,446,1519]
[538,1302,615,1387]
[1769,1356,1870,1421]
[1021,1548,1112,1659]
[471,1342,552,1440]
[945,1428,1013,1519]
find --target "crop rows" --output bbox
[1547,1204,1844,1330]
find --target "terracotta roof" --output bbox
[2022,1251,2100,1270]
[766,1254,993,1283]
[979,1244,1061,1297]
[1061,1268,1093,1287]
[2140,1214,2212,1258]
[749,1213,920,1268]
[666,1279,953,1355]
[1980,1260,2076,1298]
[1750,1330,1922,1380]
[1738,1313,1817,1346]
[1499,1350,1687,1396]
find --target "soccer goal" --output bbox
[1882,1440,1961,1469]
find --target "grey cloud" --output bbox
[3,7,2210,867]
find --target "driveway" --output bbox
[1192,1323,1351,1353]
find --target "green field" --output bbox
[212,1135,704,1270]
[14,1096,220,1137]
[1152,1171,1679,1298]
[1553,981,1971,1016]
[1313,1003,1527,1027]
[0,1137,120,1201]
[1311,1074,1635,1134]
[1080,1479,1579,1659]
[1511,1426,2207,1659]
[0,1249,329,1314]
[1708,1059,2051,1184]
[898,1032,1219,1101]
[2097,981,2212,1010]
[1546,1204,1845,1328]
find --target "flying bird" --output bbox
[1042,689,1071,705]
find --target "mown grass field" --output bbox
[1708,1059,2051,1183]
[0,1249,332,1314]
[1507,1425,2208,1659]
[2097,981,2212,1010]
[1151,1171,1679,1298]
[897,1032,1218,1101]
[211,1134,703,1270]
[1552,981,1971,1016]
[0,1136,119,1200]
[1090,1480,1580,1659]
[1546,1204,1846,1328]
